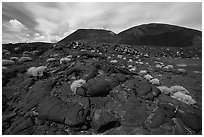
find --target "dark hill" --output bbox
[58,29,119,43]
[58,23,202,47]
[117,23,202,47]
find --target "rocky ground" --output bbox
[2,42,202,135]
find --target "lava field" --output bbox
[2,41,202,135]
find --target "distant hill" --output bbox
[2,42,53,54]
[58,23,202,47]
[58,29,119,44]
[117,23,202,47]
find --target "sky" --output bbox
[2,2,202,43]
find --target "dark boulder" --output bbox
[120,97,147,127]
[4,117,35,135]
[17,78,56,113]
[176,108,202,132]
[76,74,127,97]
[37,96,90,126]
[91,109,121,133]
[64,64,98,81]
[146,108,166,129]
[136,81,161,100]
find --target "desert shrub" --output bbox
[2,59,14,66]
[27,66,47,77]
[71,79,86,93]
[18,57,32,63]
[60,57,71,64]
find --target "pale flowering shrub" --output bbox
[170,85,189,94]
[10,57,19,61]
[60,57,71,64]
[27,66,47,77]
[46,58,56,63]
[156,64,162,68]
[144,74,153,80]
[139,70,147,75]
[18,57,32,62]
[2,59,14,66]
[2,66,7,70]
[171,92,196,105]
[110,60,118,63]
[177,68,186,73]
[129,67,136,72]
[163,65,174,69]
[71,79,86,93]
[149,78,160,85]
[157,86,172,95]
[2,49,10,55]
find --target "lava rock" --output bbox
[151,86,161,97]
[159,103,176,118]
[104,126,150,135]
[172,118,194,135]
[18,78,56,113]
[64,64,98,81]
[90,96,112,109]
[77,74,127,97]
[146,108,166,129]
[120,97,147,127]
[5,117,35,135]
[37,96,90,126]
[176,108,202,132]
[137,81,152,97]
[91,109,121,133]
[136,81,158,100]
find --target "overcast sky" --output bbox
[2,2,202,43]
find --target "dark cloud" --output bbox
[2,2,202,43]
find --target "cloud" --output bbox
[2,2,202,43]
[2,19,30,43]
[9,19,28,31]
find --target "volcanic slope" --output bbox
[58,29,118,44]
[117,23,202,47]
